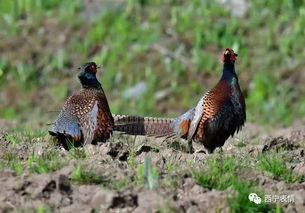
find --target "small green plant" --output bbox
[157,205,175,213]
[228,181,277,213]
[36,205,52,213]
[0,161,4,170]
[257,152,303,183]
[143,153,159,189]
[3,152,24,175]
[68,148,87,160]
[128,148,136,168]
[66,138,76,150]
[4,129,47,145]
[28,151,63,174]
[25,129,47,139]
[136,164,144,185]
[193,157,236,190]
[2,107,17,119]
[136,153,159,189]
[71,166,105,185]
[1,0,305,125]
[164,163,178,188]
[193,156,275,212]
[106,178,127,190]
[4,132,24,144]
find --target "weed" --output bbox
[4,129,46,145]
[4,132,23,144]
[193,157,236,190]
[1,0,305,126]
[228,181,277,213]
[164,162,178,188]
[136,164,144,185]
[0,161,4,170]
[128,148,136,168]
[136,153,159,189]
[3,152,24,175]
[157,205,175,213]
[68,148,87,160]
[66,138,76,150]
[193,156,275,212]
[28,151,63,174]
[9,160,24,175]
[106,178,128,190]
[257,151,303,183]
[143,153,159,189]
[36,205,52,213]
[71,166,105,185]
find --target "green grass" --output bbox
[193,157,236,190]
[228,181,279,213]
[193,156,276,213]
[70,166,106,185]
[257,151,304,183]
[28,151,63,174]
[105,178,128,190]
[128,148,137,168]
[157,206,175,213]
[137,153,159,189]
[4,129,46,145]
[36,205,52,213]
[1,0,305,126]
[164,162,178,188]
[0,161,4,170]
[3,152,24,175]
[67,147,87,160]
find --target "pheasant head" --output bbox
[221,48,239,81]
[221,48,238,63]
[78,62,101,89]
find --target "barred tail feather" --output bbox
[113,114,175,136]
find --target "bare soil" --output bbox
[0,122,305,213]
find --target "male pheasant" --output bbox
[49,62,114,148]
[114,48,246,153]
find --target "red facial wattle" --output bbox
[90,65,97,73]
[230,53,236,61]
[221,48,237,62]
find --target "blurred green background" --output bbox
[0,0,304,127]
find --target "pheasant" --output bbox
[114,48,246,153]
[49,62,114,149]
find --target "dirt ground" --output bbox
[0,121,305,213]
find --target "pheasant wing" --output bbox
[78,101,99,145]
[93,92,114,141]
[49,110,82,141]
[187,96,205,141]
[172,107,195,138]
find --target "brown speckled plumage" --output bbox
[113,48,246,153]
[194,81,231,139]
[65,88,113,144]
[186,48,246,152]
[49,62,113,148]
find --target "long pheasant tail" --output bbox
[113,114,175,136]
